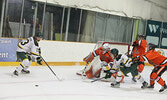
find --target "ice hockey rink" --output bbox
[0,65,167,100]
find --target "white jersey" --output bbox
[112,54,133,70]
[17,37,40,57]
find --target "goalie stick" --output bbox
[40,55,64,81]
[81,62,89,79]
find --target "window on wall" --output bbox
[3,0,22,37]
[93,12,133,43]
[67,8,81,42]
[21,0,35,38]
[36,3,43,38]
[0,0,141,45]
[0,0,2,20]
[79,10,96,43]
[42,4,63,40]
[138,19,146,35]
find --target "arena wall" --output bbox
[0,39,166,66]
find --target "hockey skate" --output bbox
[111,82,120,88]
[21,69,30,74]
[147,85,154,89]
[132,77,137,82]
[159,84,167,93]
[141,81,148,89]
[13,70,19,76]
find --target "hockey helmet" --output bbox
[110,48,119,56]
[138,35,145,39]
[147,43,156,51]
[35,32,43,38]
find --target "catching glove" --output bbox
[36,57,42,65]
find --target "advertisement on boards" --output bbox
[0,38,18,61]
[161,22,167,48]
[146,20,162,47]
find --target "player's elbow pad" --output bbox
[132,41,138,46]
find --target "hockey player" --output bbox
[80,43,114,79]
[13,32,43,76]
[131,35,147,82]
[108,48,148,88]
[134,43,167,92]
[131,35,147,73]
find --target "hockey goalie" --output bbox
[76,43,116,82]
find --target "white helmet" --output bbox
[102,43,110,51]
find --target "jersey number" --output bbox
[21,39,29,45]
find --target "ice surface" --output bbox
[0,66,166,100]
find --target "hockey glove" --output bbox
[132,56,140,63]
[38,48,41,55]
[36,57,42,65]
[120,63,125,67]
[132,41,138,46]
[104,70,113,79]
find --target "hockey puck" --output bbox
[35,85,39,87]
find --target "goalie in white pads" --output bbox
[13,32,43,76]
[106,48,148,88]
[78,43,116,81]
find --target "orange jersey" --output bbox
[140,50,167,66]
[92,47,113,63]
[132,40,147,57]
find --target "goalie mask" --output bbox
[102,43,110,53]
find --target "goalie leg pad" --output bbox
[85,65,93,78]
[94,68,102,78]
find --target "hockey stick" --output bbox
[83,77,105,83]
[90,77,105,83]
[40,55,64,81]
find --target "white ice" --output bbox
[0,66,167,100]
